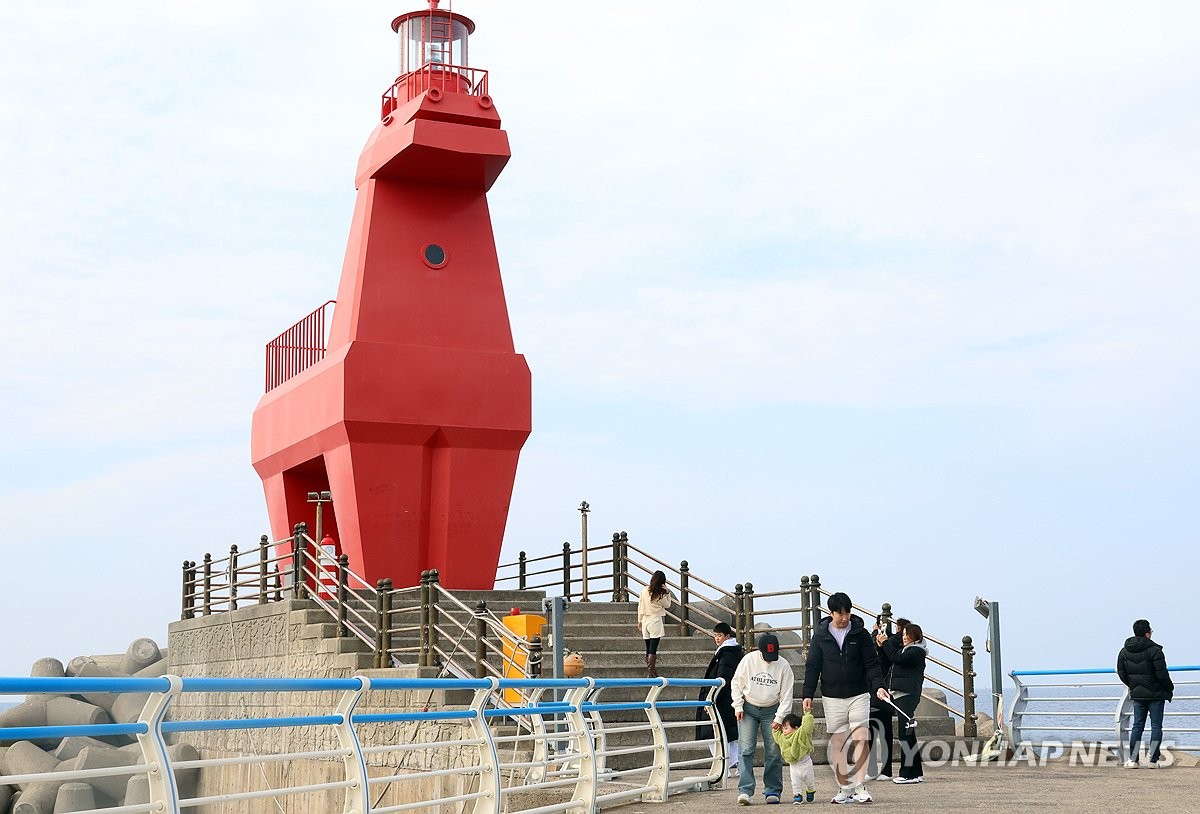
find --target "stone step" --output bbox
[318,637,373,656]
[333,652,378,671]
[298,622,338,640]
[549,637,714,653]
[288,608,330,626]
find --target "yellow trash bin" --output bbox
[501,611,546,703]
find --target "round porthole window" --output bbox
[423,243,447,268]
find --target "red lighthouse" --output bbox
[250,1,531,589]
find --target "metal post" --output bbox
[611,533,623,602]
[619,532,630,600]
[475,601,489,678]
[733,584,745,648]
[880,602,893,635]
[228,545,239,611]
[291,522,307,600]
[419,570,431,667]
[518,551,527,591]
[744,582,756,648]
[202,554,213,616]
[306,490,332,549]
[258,535,269,604]
[962,635,978,738]
[561,542,572,600]
[428,569,441,666]
[545,596,569,753]
[545,596,567,682]
[799,576,810,655]
[678,560,690,636]
[987,602,1003,722]
[579,501,590,602]
[181,560,194,620]
[376,578,393,669]
[809,574,822,622]
[336,554,349,637]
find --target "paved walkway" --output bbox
[620,763,1195,814]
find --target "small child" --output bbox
[772,712,816,804]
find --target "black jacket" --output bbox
[869,630,898,711]
[697,640,744,741]
[802,614,885,700]
[882,638,927,696]
[1117,636,1174,702]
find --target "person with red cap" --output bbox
[730,633,794,805]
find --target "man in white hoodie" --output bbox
[731,633,794,805]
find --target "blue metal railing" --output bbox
[1009,665,1200,760]
[0,674,724,814]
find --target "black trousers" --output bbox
[894,693,923,780]
[868,704,894,776]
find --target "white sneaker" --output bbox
[1148,761,1160,769]
[892,776,922,785]
[1123,759,1138,769]
[874,774,891,781]
[830,787,855,805]
[851,784,873,803]
[738,794,752,806]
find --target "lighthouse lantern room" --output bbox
[386,1,483,112]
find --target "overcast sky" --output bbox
[2,1,1197,687]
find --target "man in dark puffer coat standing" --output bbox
[1117,619,1174,768]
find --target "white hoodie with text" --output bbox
[730,651,795,725]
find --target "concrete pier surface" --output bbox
[630,762,1196,814]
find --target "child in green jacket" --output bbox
[772,712,816,803]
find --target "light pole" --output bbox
[578,501,590,602]
[974,597,1004,722]
[306,490,333,544]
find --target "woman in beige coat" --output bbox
[637,570,672,677]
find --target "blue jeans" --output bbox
[738,702,782,799]
[1129,699,1166,763]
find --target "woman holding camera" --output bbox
[882,622,927,784]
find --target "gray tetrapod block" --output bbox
[124,773,150,806]
[72,746,139,800]
[45,697,110,728]
[119,639,162,675]
[51,782,96,813]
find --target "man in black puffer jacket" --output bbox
[1116,619,1174,768]
[802,592,886,804]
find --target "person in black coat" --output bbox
[1117,619,1174,767]
[882,622,928,784]
[697,622,744,777]
[801,593,887,803]
[868,616,908,780]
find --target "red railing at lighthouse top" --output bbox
[381,64,489,119]
[264,300,336,392]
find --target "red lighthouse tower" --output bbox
[250,1,531,589]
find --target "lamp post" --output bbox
[974,596,1004,722]
[578,501,590,602]
[306,490,333,544]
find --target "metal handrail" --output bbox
[495,531,979,733]
[380,62,490,117]
[0,674,724,814]
[264,299,336,392]
[1009,666,1200,758]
